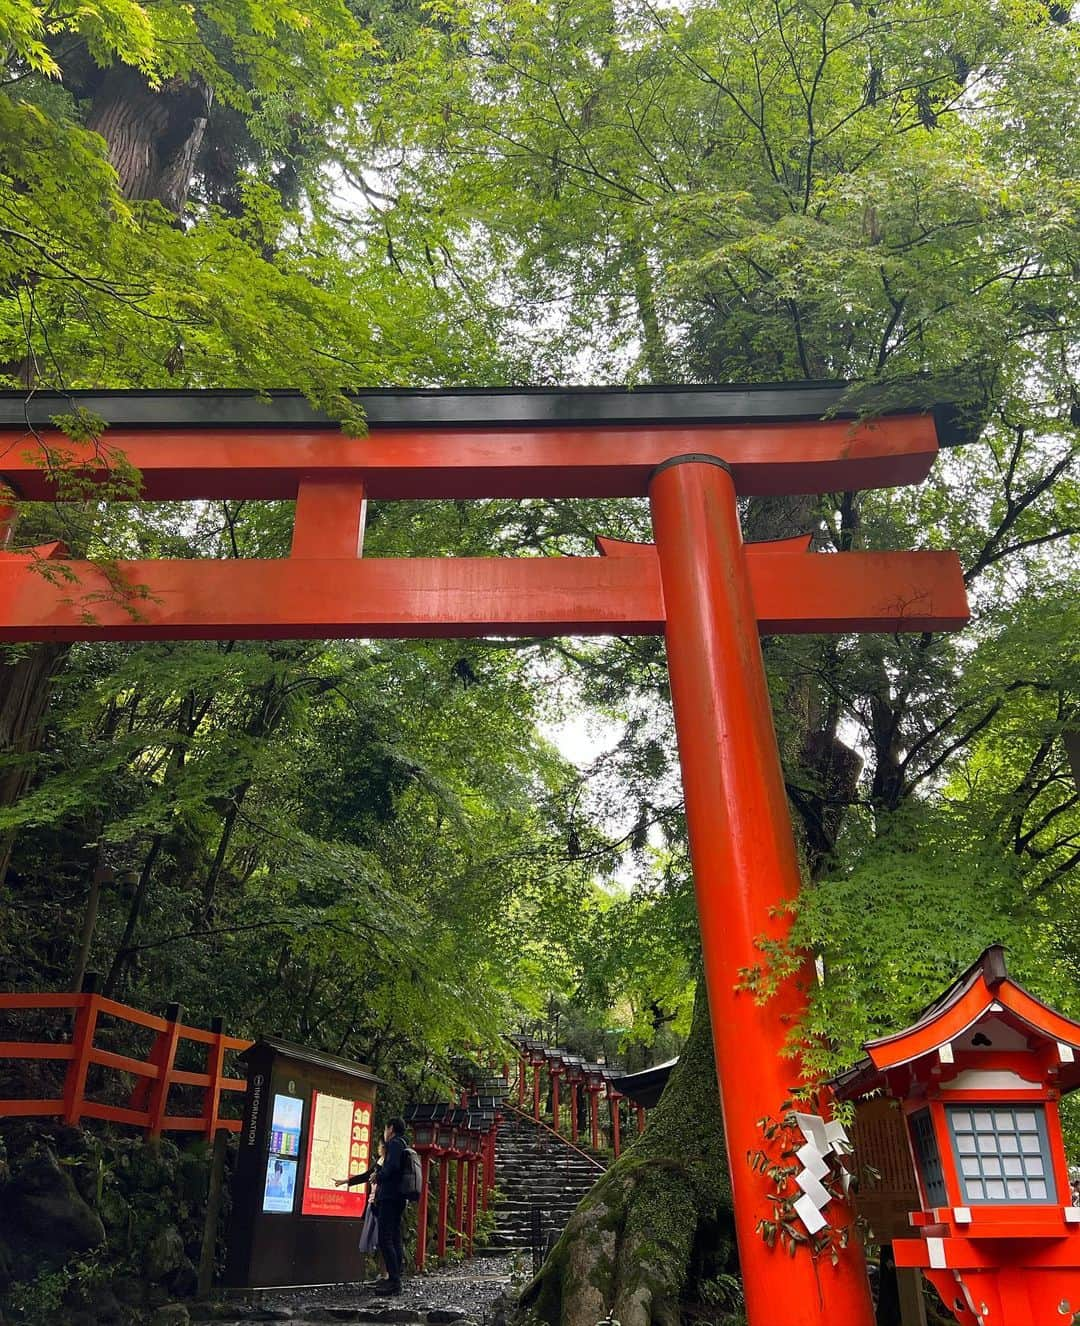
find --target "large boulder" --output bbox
[0,1149,105,1256]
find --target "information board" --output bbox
[301,1090,373,1217]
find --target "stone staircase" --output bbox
[486,1109,605,1255]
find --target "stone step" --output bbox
[497,1162,600,1172]
[496,1202,587,1214]
[497,1188,593,1197]
[495,1213,580,1227]
[200,1308,474,1325]
[497,1189,593,1199]
[487,1110,606,1254]
[498,1176,596,1187]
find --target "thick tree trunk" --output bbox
[0,643,69,883]
[85,66,212,213]
[518,985,736,1326]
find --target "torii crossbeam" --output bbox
[0,385,970,1326]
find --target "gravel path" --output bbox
[198,1253,524,1326]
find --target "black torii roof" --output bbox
[0,382,968,442]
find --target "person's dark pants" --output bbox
[377,1198,406,1288]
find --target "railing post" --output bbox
[202,1016,226,1140]
[532,1062,541,1122]
[551,1065,561,1135]
[63,974,100,1126]
[589,1088,600,1151]
[143,1002,184,1139]
[517,1055,526,1107]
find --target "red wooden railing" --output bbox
[0,988,251,1138]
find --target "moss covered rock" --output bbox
[0,1150,105,1260]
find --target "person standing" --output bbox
[340,1118,409,1294]
[372,1117,408,1294]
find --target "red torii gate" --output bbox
[0,385,969,1326]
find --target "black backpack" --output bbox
[401,1146,423,1201]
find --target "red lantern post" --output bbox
[436,1152,451,1259]
[405,1109,445,1270]
[609,1088,622,1160]
[466,1134,480,1256]
[549,1053,563,1135]
[835,947,1080,1325]
[584,1065,605,1151]
[565,1058,584,1145]
[416,1151,432,1269]
[454,1153,466,1252]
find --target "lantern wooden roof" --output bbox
[832,947,1080,1101]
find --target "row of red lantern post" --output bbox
[405,1102,499,1270]
[507,1035,644,1159]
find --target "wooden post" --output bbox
[63,974,100,1126]
[517,1056,526,1107]
[551,1066,561,1135]
[610,1091,621,1159]
[197,1127,229,1299]
[897,1269,929,1326]
[532,1062,541,1122]
[636,1104,645,1135]
[569,1082,579,1145]
[589,1088,601,1150]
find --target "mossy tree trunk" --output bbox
[518,984,736,1326]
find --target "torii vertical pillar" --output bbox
[650,456,874,1326]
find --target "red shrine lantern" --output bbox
[833,947,1080,1326]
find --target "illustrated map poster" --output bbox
[301,1090,373,1217]
[262,1094,303,1213]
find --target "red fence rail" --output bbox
[0,988,251,1138]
